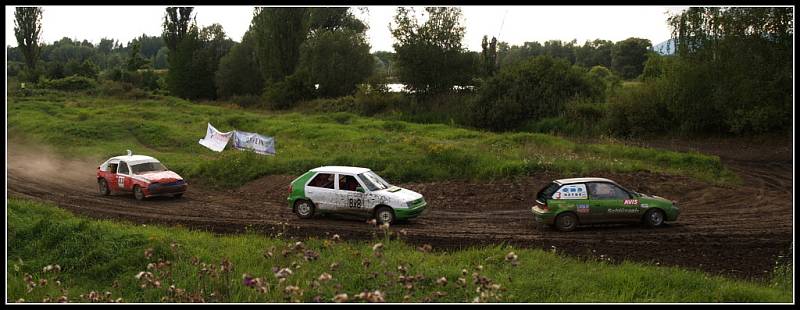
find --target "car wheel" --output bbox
[173,193,183,199]
[643,209,665,228]
[133,185,145,201]
[375,206,395,225]
[98,179,110,196]
[294,200,315,219]
[554,212,578,232]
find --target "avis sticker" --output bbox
[623,199,639,205]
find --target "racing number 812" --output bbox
[348,198,362,208]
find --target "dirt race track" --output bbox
[6,138,793,281]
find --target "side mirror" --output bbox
[356,187,365,193]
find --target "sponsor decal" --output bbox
[608,208,640,214]
[623,199,639,205]
[233,131,276,155]
[553,184,588,200]
[198,123,233,152]
[576,204,590,213]
[640,203,649,209]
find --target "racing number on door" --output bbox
[348,197,363,208]
[117,176,125,189]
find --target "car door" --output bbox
[336,174,367,215]
[587,182,640,222]
[304,172,337,211]
[116,161,133,192]
[102,160,119,192]
[551,183,591,223]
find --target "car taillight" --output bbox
[540,203,548,211]
[288,184,292,194]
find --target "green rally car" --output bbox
[287,166,427,224]
[531,177,679,231]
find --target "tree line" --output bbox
[10,6,792,136]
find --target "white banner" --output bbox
[198,123,233,152]
[233,131,276,155]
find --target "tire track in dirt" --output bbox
[6,142,793,281]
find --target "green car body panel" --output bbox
[287,170,316,209]
[531,177,680,227]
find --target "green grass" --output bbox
[6,91,737,188]
[6,198,791,303]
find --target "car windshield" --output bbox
[536,182,560,203]
[131,161,167,174]
[357,171,391,191]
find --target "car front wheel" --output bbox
[554,212,578,232]
[295,200,315,219]
[98,179,110,196]
[643,209,665,228]
[375,207,395,225]
[133,185,145,201]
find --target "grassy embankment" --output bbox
[6,91,738,188]
[7,198,791,303]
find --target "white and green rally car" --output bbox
[287,166,427,224]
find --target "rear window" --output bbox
[536,182,560,203]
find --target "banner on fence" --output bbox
[233,130,276,155]
[198,123,233,152]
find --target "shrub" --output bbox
[38,75,96,91]
[606,82,672,137]
[468,56,601,131]
[263,71,316,110]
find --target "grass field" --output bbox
[6,90,737,188]
[6,198,791,303]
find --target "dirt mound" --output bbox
[6,140,793,281]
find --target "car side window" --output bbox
[117,161,130,175]
[587,182,630,199]
[108,163,119,173]
[308,173,335,189]
[552,183,588,200]
[338,174,361,192]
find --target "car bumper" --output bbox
[532,206,556,225]
[145,181,187,197]
[395,202,428,219]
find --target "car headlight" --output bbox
[406,201,414,207]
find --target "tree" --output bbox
[251,7,310,83]
[298,8,373,98]
[215,30,264,99]
[611,37,652,79]
[480,35,498,76]
[14,7,43,80]
[163,7,194,51]
[163,7,199,99]
[390,7,475,94]
[126,41,149,71]
[576,39,614,68]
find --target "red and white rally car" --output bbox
[96,150,187,200]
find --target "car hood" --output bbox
[377,186,423,203]
[136,171,183,183]
[639,192,671,203]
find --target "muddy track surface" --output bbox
[6,141,793,281]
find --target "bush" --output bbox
[468,56,602,131]
[38,75,96,91]
[606,82,672,137]
[263,71,316,110]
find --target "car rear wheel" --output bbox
[554,213,578,232]
[375,207,395,225]
[98,179,110,196]
[643,209,665,228]
[133,185,145,201]
[295,200,315,219]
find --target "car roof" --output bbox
[107,154,160,166]
[554,177,618,185]
[311,166,371,174]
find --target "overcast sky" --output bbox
[5,6,687,52]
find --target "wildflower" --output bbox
[146,263,155,270]
[39,278,48,286]
[417,244,432,253]
[399,229,408,236]
[379,222,390,230]
[457,277,467,287]
[330,262,340,271]
[366,219,377,226]
[274,268,293,279]
[333,293,349,303]
[242,274,256,287]
[331,234,341,241]
[397,265,407,274]
[144,248,154,259]
[57,296,68,303]
[304,250,319,261]
[372,243,384,251]
[284,285,300,294]
[436,277,448,286]
[318,273,333,282]
[16,299,25,303]
[293,241,305,251]
[461,269,468,275]
[362,260,371,268]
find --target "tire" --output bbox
[294,200,315,219]
[173,193,184,199]
[554,212,578,232]
[98,179,110,196]
[375,206,395,225]
[643,209,665,228]
[133,185,145,201]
